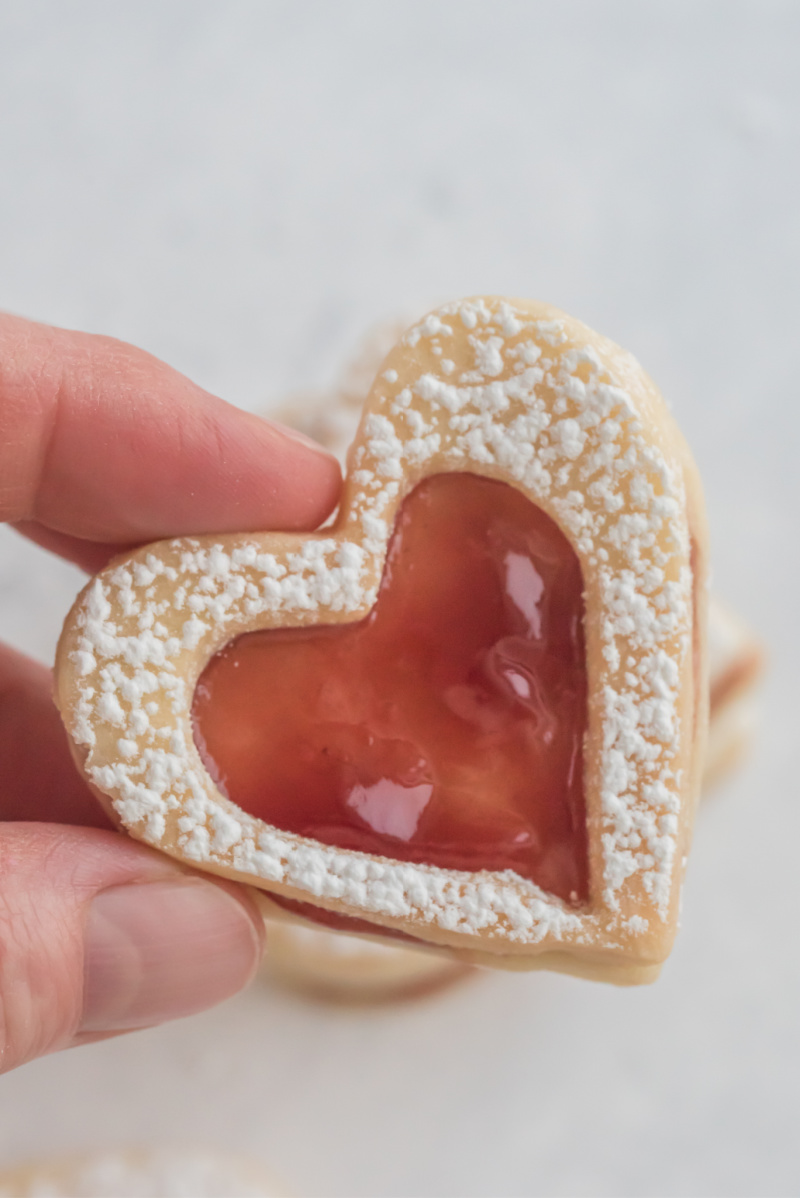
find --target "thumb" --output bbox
[0,823,264,1074]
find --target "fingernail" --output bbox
[81,878,262,1032]
[271,419,336,456]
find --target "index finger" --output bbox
[0,314,341,543]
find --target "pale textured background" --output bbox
[0,3,798,1196]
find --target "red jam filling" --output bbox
[192,474,589,905]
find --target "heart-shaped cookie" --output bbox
[55,298,708,984]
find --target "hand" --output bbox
[0,313,341,1073]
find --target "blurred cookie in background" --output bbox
[261,914,473,1005]
[704,596,765,790]
[0,1147,289,1198]
[273,319,405,466]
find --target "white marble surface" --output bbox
[0,3,798,1195]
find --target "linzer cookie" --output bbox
[261,916,473,1004]
[704,596,764,788]
[55,298,709,984]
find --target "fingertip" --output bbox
[147,399,344,538]
[56,389,343,542]
[241,411,343,531]
[3,315,344,543]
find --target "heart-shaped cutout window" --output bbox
[192,474,588,905]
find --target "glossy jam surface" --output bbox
[193,474,589,904]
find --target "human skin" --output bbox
[0,314,342,1073]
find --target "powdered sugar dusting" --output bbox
[59,298,697,956]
